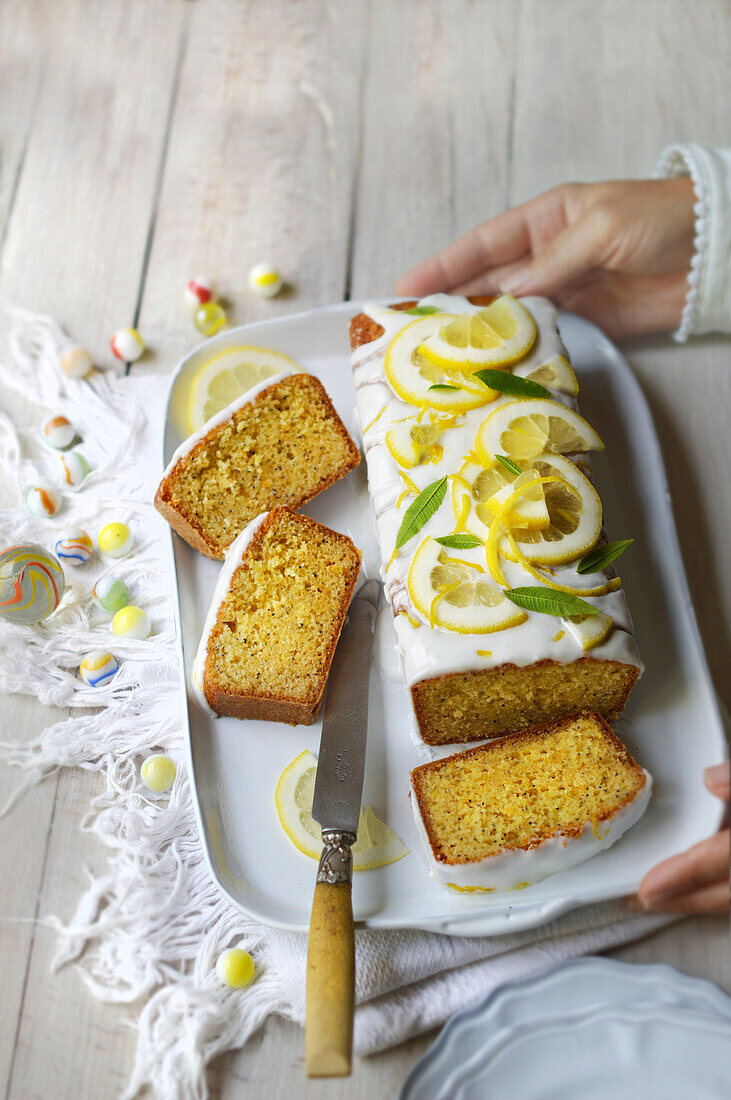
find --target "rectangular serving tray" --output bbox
[161,301,726,936]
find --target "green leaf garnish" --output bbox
[505,586,599,617]
[577,539,634,574]
[495,454,522,476]
[395,477,448,549]
[405,304,439,315]
[473,370,550,398]
[428,383,459,391]
[434,533,482,549]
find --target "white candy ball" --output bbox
[248,263,283,298]
[40,415,76,450]
[58,450,90,487]
[184,276,214,308]
[110,328,145,363]
[59,346,93,379]
[26,483,61,517]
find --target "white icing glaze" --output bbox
[191,511,270,716]
[161,368,296,483]
[351,295,643,698]
[410,769,652,890]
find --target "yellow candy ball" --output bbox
[140,754,177,792]
[98,522,133,558]
[216,948,255,989]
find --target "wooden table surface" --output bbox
[1,2,729,1097]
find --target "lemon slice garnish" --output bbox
[563,612,614,650]
[417,295,537,371]
[516,354,579,396]
[385,316,498,412]
[453,454,602,566]
[386,422,447,468]
[475,398,604,464]
[187,345,300,432]
[407,536,527,634]
[274,750,408,870]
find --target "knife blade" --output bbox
[305,576,381,1079]
[311,577,381,836]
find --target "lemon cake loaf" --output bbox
[410,712,651,889]
[192,507,361,724]
[156,371,360,559]
[350,295,642,745]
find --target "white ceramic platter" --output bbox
[160,301,726,935]
[400,957,731,1099]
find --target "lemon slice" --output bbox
[563,611,614,650]
[516,354,579,396]
[475,398,604,464]
[484,471,550,529]
[274,750,408,870]
[407,537,527,633]
[187,345,300,432]
[386,422,448,468]
[385,316,497,412]
[417,296,537,371]
[454,454,602,566]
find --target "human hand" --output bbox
[631,762,729,915]
[395,178,695,339]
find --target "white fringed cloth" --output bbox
[0,307,667,1100]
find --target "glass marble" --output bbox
[0,544,65,623]
[194,301,227,336]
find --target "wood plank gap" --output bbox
[3,770,61,1100]
[127,7,191,375]
[341,0,372,301]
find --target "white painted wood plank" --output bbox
[0,0,187,368]
[138,0,369,368]
[0,3,188,1099]
[511,0,731,200]
[350,0,517,296]
[0,1,46,241]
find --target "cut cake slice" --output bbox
[156,371,360,559]
[192,507,362,724]
[410,712,651,890]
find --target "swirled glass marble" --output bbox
[0,544,65,623]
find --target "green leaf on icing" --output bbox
[577,539,634,574]
[395,477,448,549]
[504,586,600,617]
[434,533,483,549]
[473,370,550,398]
[495,454,522,477]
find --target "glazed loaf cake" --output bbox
[350,295,642,745]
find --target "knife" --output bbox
[305,577,381,1078]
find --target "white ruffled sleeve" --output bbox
[654,144,731,342]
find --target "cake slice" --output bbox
[192,507,361,724]
[156,371,360,559]
[350,294,642,745]
[410,712,651,890]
